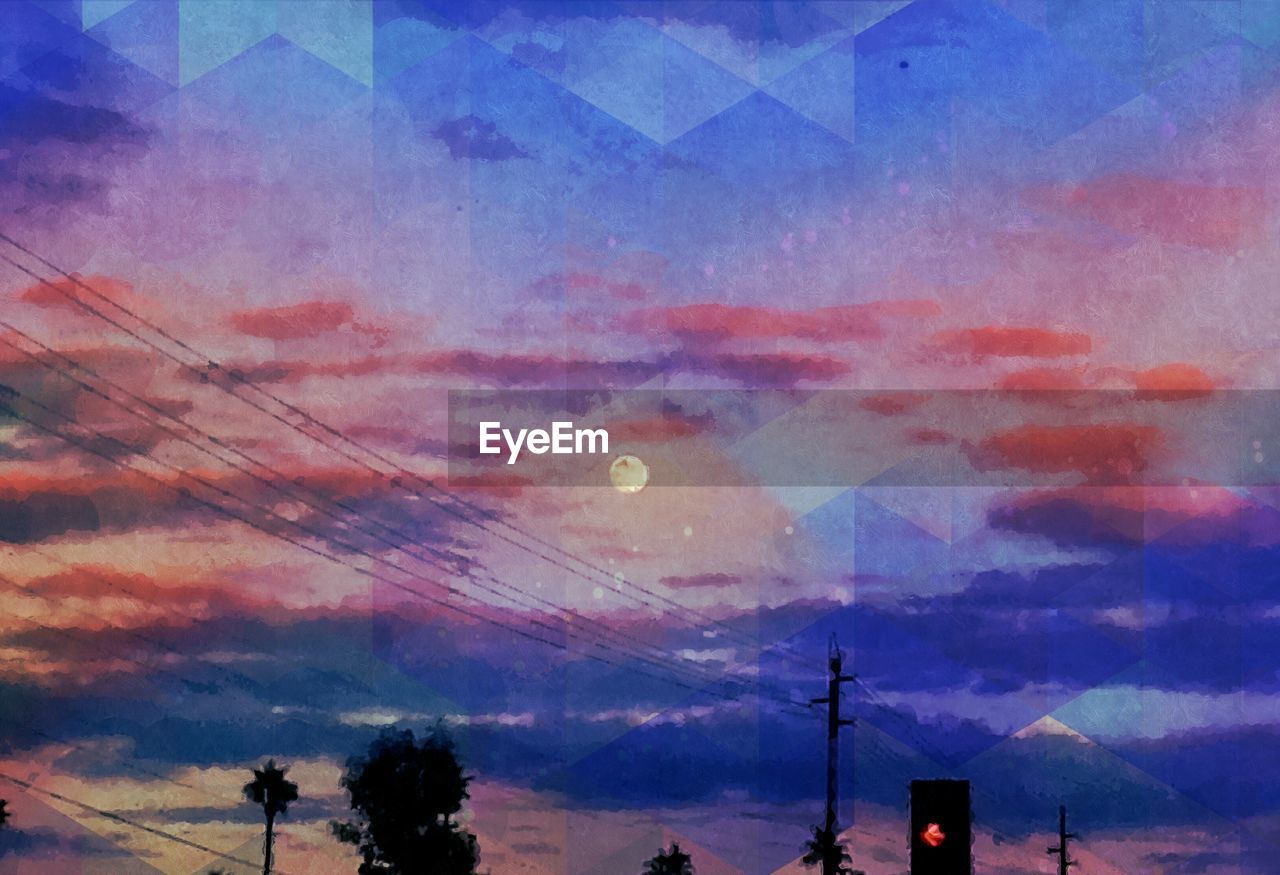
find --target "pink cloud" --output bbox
[1028,173,1265,251]
[930,327,1092,361]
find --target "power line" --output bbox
[0,325,768,696]
[9,543,298,672]
[0,316,806,708]
[0,769,274,873]
[23,726,231,801]
[0,384,806,715]
[851,677,954,767]
[0,571,254,700]
[0,239,820,673]
[0,370,702,691]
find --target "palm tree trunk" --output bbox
[263,811,275,875]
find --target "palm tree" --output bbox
[243,760,298,875]
[802,825,862,875]
[643,842,694,875]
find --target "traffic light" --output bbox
[910,779,971,874]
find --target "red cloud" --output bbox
[229,300,389,344]
[1029,174,1264,250]
[608,412,710,442]
[911,428,951,445]
[534,272,650,301]
[997,367,1087,390]
[626,299,940,343]
[975,423,1162,482]
[1134,363,1214,400]
[931,327,1091,360]
[859,393,928,416]
[673,350,848,386]
[231,301,355,339]
[18,274,136,310]
[24,565,271,620]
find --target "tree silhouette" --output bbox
[331,726,480,874]
[243,760,299,875]
[801,825,862,875]
[643,842,694,875]
[0,799,8,830]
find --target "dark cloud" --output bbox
[399,1,849,48]
[659,573,742,590]
[6,592,1280,829]
[990,487,1280,556]
[199,346,848,390]
[433,115,531,162]
[0,81,148,222]
[0,827,134,859]
[0,490,100,543]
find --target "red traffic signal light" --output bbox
[910,780,971,874]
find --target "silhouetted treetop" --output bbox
[332,726,480,875]
[643,842,695,875]
[243,760,298,875]
[802,825,861,875]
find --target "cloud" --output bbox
[0,489,101,543]
[0,826,134,859]
[0,82,148,222]
[529,272,651,302]
[1028,173,1265,251]
[972,423,1161,482]
[202,347,848,389]
[229,301,386,343]
[988,489,1149,549]
[16,274,137,312]
[658,573,742,590]
[996,367,1087,390]
[987,486,1273,551]
[667,349,849,386]
[433,115,531,162]
[608,409,714,442]
[624,300,939,344]
[19,565,272,625]
[929,327,1092,361]
[859,393,929,416]
[1134,362,1215,399]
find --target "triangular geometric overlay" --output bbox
[762,35,856,143]
[177,0,276,86]
[1,780,170,872]
[87,0,179,86]
[969,715,1240,873]
[812,0,916,34]
[277,0,373,87]
[81,0,134,31]
[477,13,759,146]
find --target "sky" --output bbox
[1,0,1280,872]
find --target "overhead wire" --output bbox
[0,237,822,673]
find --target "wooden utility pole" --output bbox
[810,635,855,875]
[1047,805,1076,875]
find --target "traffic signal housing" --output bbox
[910,779,971,874]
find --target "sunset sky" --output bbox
[1,1,1279,873]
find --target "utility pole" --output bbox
[810,635,855,875]
[1047,805,1076,875]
